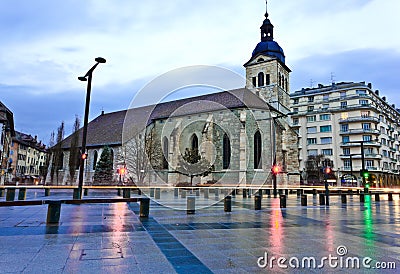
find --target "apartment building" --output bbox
[9,131,47,184]
[290,81,400,188]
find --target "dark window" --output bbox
[163,137,169,169]
[258,72,264,87]
[252,77,257,87]
[254,131,262,169]
[93,150,98,170]
[265,74,270,85]
[110,149,114,168]
[191,134,199,152]
[223,134,231,169]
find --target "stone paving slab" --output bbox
[0,189,399,273]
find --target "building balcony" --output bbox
[340,154,382,160]
[339,129,380,135]
[340,141,382,147]
[339,116,380,124]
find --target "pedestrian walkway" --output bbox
[0,189,399,273]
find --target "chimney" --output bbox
[318,84,323,88]
[101,110,105,116]
[375,90,379,96]
[367,83,372,89]
[382,96,386,101]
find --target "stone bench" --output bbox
[0,197,150,224]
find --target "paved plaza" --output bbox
[0,189,399,273]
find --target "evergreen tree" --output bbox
[93,146,114,185]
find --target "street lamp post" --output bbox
[77,57,106,199]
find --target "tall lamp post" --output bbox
[77,57,106,199]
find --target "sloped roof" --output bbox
[60,88,272,149]
[0,101,15,136]
[14,131,47,152]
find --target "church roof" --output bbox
[59,88,271,149]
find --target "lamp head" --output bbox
[95,57,106,63]
[78,76,87,81]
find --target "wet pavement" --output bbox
[0,189,399,273]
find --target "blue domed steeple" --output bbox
[252,0,285,64]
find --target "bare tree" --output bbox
[68,116,80,185]
[120,128,161,185]
[305,154,334,185]
[176,148,214,186]
[50,122,64,185]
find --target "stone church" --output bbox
[46,3,300,187]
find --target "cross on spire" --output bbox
[265,0,269,18]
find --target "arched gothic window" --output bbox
[223,134,231,169]
[163,137,169,169]
[93,150,98,170]
[258,72,265,87]
[254,131,262,169]
[191,134,199,152]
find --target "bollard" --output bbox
[204,188,209,199]
[73,188,80,199]
[215,188,219,197]
[231,189,236,197]
[312,189,317,196]
[139,198,150,218]
[254,195,261,210]
[280,195,287,208]
[278,189,283,195]
[123,188,131,198]
[388,193,393,201]
[248,189,252,198]
[297,189,303,197]
[45,188,50,197]
[46,201,62,224]
[224,196,232,212]
[319,193,325,205]
[117,188,121,196]
[360,193,365,203]
[301,195,307,206]
[150,188,155,198]
[242,189,247,198]
[348,189,353,196]
[138,189,142,195]
[187,196,195,214]
[0,188,4,197]
[196,189,200,197]
[341,194,347,204]
[174,188,179,197]
[6,188,16,201]
[375,193,380,202]
[18,188,27,200]
[84,188,88,196]
[266,189,271,198]
[181,190,187,198]
[285,189,289,196]
[155,188,160,199]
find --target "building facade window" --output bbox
[307,138,317,145]
[163,137,169,169]
[308,96,314,103]
[254,131,262,169]
[308,149,318,156]
[258,72,265,87]
[307,106,314,112]
[323,94,329,101]
[359,99,369,106]
[293,98,299,105]
[341,101,347,108]
[320,125,332,133]
[223,134,231,169]
[363,135,372,142]
[341,124,349,132]
[343,148,350,155]
[320,114,331,121]
[322,149,333,155]
[344,159,351,168]
[191,134,199,152]
[322,104,329,110]
[307,116,316,122]
[93,151,98,170]
[342,136,350,143]
[321,137,332,144]
[307,127,317,134]
[340,91,347,99]
[362,123,371,130]
[292,118,299,125]
[365,160,373,168]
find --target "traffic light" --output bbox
[360,169,369,179]
[118,167,127,175]
[81,153,88,160]
[324,167,332,175]
[271,165,281,175]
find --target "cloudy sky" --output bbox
[1,0,399,145]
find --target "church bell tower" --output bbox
[244,0,291,113]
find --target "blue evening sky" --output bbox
[1,0,399,145]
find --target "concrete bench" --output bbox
[0,197,150,224]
